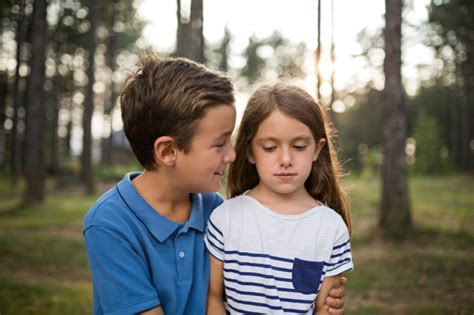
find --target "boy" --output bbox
[83,56,346,314]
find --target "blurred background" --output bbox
[0,0,473,314]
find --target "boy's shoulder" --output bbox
[200,192,225,209]
[198,192,225,222]
[83,183,123,229]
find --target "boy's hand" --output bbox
[325,276,347,314]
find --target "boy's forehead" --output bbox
[194,104,236,136]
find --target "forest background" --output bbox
[0,0,473,314]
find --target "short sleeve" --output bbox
[84,225,160,314]
[204,206,225,261]
[325,220,354,277]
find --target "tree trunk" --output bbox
[190,0,205,63]
[50,3,67,176]
[176,0,192,58]
[81,0,97,194]
[176,0,204,61]
[316,0,322,102]
[380,0,411,229]
[0,72,7,171]
[218,27,231,72]
[11,0,26,183]
[102,0,118,166]
[459,70,471,170]
[23,0,47,205]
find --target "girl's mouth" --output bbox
[275,173,296,180]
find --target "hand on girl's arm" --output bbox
[315,275,346,315]
[138,306,165,315]
[207,255,226,315]
[325,276,346,314]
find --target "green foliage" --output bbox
[335,89,383,172]
[94,163,139,181]
[358,147,382,178]
[427,0,474,171]
[411,110,452,174]
[239,31,307,87]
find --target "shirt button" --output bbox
[179,251,185,258]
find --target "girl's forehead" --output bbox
[257,110,311,132]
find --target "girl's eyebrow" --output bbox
[256,135,312,143]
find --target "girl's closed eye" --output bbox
[293,144,308,151]
[262,145,277,152]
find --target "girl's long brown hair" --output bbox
[227,83,352,234]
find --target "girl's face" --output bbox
[248,110,325,200]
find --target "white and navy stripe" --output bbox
[204,196,354,314]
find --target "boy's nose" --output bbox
[224,144,236,163]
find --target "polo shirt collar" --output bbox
[116,172,205,242]
[187,193,205,232]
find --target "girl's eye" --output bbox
[293,145,307,151]
[262,146,276,152]
[215,142,226,148]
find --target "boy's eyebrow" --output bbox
[215,130,233,140]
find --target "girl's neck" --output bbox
[247,185,321,215]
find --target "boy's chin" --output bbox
[191,184,221,194]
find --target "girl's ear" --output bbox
[313,138,326,161]
[246,148,256,164]
[153,136,178,167]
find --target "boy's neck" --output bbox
[132,170,192,223]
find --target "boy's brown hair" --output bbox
[227,83,351,234]
[120,56,235,170]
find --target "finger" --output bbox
[328,286,345,299]
[326,296,344,309]
[327,306,344,315]
[340,276,348,285]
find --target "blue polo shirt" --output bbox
[83,172,223,315]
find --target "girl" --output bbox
[205,83,353,315]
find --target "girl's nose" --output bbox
[279,148,292,167]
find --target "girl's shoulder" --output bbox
[316,205,348,228]
[210,194,248,216]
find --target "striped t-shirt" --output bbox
[204,195,353,314]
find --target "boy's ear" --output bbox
[313,138,326,161]
[153,136,178,166]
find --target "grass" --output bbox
[0,174,473,314]
[344,174,474,315]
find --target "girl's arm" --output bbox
[139,306,165,315]
[315,274,344,315]
[207,255,226,315]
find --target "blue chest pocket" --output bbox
[291,258,325,294]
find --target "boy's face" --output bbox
[174,104,236,193]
